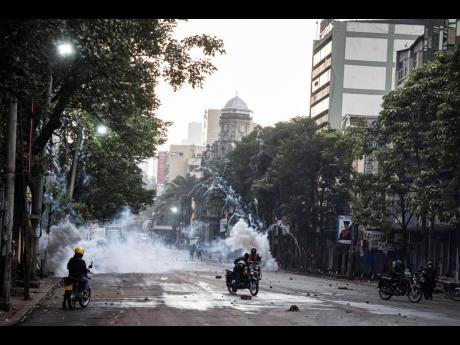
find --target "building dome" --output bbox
[223,96,249,111]
[222,95,252,117]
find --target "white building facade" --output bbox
[309,19,427,130]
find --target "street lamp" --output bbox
[57,42,74,57]
[97,125,108,136]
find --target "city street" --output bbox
[20,261,460,326]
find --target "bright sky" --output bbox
[147,19,318,178]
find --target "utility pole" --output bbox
[0,97,18,311]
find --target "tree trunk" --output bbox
[68,128,83,199]
[0,98,17,311]
[421,215,428,263]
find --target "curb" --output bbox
[280,269,378,288]
[3,279,62,326]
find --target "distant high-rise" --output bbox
[203,109,221,146]
[183,122,203,146]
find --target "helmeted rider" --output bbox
[248,247,261,264]
[422,260,436,300]
[232,253,249,289]
[390,259,405,288]
[67,247,90,292]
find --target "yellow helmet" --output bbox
[74,247,84,256]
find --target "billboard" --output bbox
[337,215,352,244]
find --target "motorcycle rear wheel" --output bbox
[68,292,77,309]
[378,287,392,300]
[408,287,422,303]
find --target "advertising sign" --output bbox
[377,242,395,252]
[363,230,385,241]
[337,215,352,244]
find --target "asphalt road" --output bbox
[20,261,460,326]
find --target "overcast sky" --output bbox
[145,19,318,177]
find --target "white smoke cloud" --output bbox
[39,211,190,277]
[224,219,278,271]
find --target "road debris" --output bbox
[346,310,351,313]
[241,295,252,300]
[338,286,350,290]
[287,305,299,312]
[215,275,222,279]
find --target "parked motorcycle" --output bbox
[226,260,260,296]
[377,271,422,303]
[63,263,93,309]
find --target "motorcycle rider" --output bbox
[248,247,261,264]
[422,261,436,300]
[232,253,250,289]
[67,247,90,293]
[390,259,405,291]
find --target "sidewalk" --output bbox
[280,269,378,288]
[0,277,61,326]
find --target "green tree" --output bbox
[0,19,224,285]
[352,44,460,266]
[155,174,201,227]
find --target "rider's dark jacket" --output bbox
[67,254,88,279]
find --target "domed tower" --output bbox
[218,95,253,158]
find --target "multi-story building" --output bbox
[203,109,221,146]
[166,144,206,183]
[182,122,203,146]
[395,19,460,87]
[309,19,428,131]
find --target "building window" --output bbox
[313,41,332,66]
[311,97,329,117]
[312,69,331,93]
[397,58,409,82]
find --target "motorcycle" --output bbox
[63,262,93,309]
[226,260,260,296]
[377,271,422,303]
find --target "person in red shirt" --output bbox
[248,247,261,264]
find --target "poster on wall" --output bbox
[337,215,352,244]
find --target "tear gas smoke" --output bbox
[39,211,189,276]
[222,219,278,271]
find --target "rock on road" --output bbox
[20,261,460,326]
